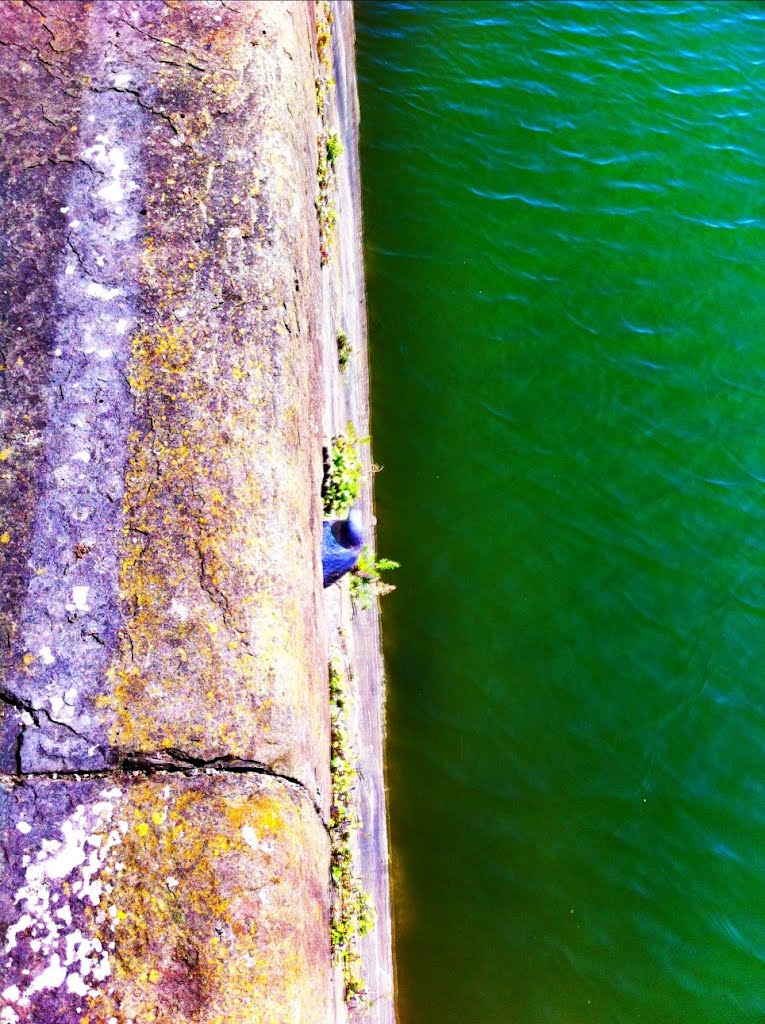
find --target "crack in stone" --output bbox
[0,757,329,830]
[122,748,328,828]
[0,683,326,823]
[0,685,112,771]
[112,12,210,70]
[192,535,231,624]
[90,83,182,136]
[21,0,58,43]
[0,684,41,726]
[0,683,327,827]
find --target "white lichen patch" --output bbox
[26,954,66,996]
[169,599,189,622]
[67,586,90,613]
[56,906,72,927]
[241,824,274,855]
[83,139,137,211]
[39,647,55,666]
[2,85,144,767]
[1,789,124,1013]
[85,282,124,301]
[49,694,75,724]
[241,825,258,850]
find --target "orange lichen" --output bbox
[79,778,329,1024]
[97,0,325,792]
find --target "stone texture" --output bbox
[0,4,371,1021]
[0,772,332,1024]
[0,0,329,810]
[0,0,92,776]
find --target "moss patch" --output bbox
[329,657,376,1009]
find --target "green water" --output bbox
[355,2,765,1022]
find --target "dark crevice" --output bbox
[0,686,109,770]
[20,154,76,172]
[113,13,208,70]
[40,106,67,125]
[75,156,107,183]
[152,55,207,73]
[38,706,92,743]
[89,83,181,136]
[22,0,57,43]
[0,686,37,775]
[123,748,327,828]
[0,684,41,727]
[0,689,323,819]
[0,752,327,827]
[65,234,97,281]
[192,536,231,628]
[14,726,24,775]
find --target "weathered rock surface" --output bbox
[0,0,329,808]
[0,2,342,1020]
[0,772,332,1024]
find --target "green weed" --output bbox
[349,547,400,611]
[314,1,340,263]
[336,330,352,371]
[326,131,344,163]
[323,427,366,517]
[329,658,376,1009]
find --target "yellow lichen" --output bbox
[81,779,327,1024]
[87,0,327,816]
[103,256,315,760]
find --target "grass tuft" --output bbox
[326,131,344,164]
[323,426,366,517]
[349,547,400,611]
[336,330,352,372]
[329,657,376,1008]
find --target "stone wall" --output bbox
[0,2,339,1020]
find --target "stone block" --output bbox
[0,772,332,1024]
[0,1,329,810]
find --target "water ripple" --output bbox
[358,2,765,1021]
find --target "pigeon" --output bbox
[322,508,364,587]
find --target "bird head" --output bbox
[344,508,364,548]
